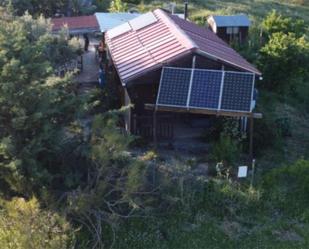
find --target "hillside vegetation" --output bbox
[138,0,309,24]
[0,1,309,249]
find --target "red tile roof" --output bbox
[51,15,99,32]
[106,9,261,84]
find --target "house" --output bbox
[51,15,100,35]
[105,9,261,154]
[105,9,261,140]
[207,14,251,44]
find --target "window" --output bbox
[226,27,239,34]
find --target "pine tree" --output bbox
[0,10,81,196]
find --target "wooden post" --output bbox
[250,159,256,188]
[249,115,254,161]
[153,109,157,148]
[124,88,131,133]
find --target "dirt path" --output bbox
[74,39,100,92]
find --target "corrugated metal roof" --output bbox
[106,9,260,85]
[51,15,99,34]
[106,9,195,84]
[95,12,140,32]
[168,13,260,75]
[210,14,251,27]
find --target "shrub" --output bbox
[194,179,261,218]
[258,11,309,94]
[259,32,309,93]
[263,159,309,218]
[262,10,306,39]
[210,135,239,167]
[0,197,74,249]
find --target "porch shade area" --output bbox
[156,67,255,114]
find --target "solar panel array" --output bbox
[156,67,254,113]
[108,12,158,39]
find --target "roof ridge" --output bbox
[154,9,197,51]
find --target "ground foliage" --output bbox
[0,2,309,249]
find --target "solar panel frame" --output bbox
[129,12,158,31]
[108,22,132,39]
[156,67,192,108]
[156,67,256,114]
[220,71,255,113]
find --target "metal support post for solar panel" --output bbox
[217,65,225,112]
[153,107,158,148]
[249,75,256,161]
[186,56,196,109]
[249,115,254,162]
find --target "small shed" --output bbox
[105,9,261,156]
[207,14,251,44]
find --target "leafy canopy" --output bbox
[258,11,309,93]
[0,197,74,249]
[0,11,81,196]
[109,0,128,12]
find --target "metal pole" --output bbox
[249,115,254,161]
[153,108,157,148]
[250,159,256,188]
[184,1,188,20]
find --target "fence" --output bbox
[132,114,174,140]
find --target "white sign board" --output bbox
[238,166,248,178]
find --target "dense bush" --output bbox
[263,159,309,218]
[195,179,261,218]
[258,11,309,94]
[258,32,309,93]
[261,10,306,40]
[0,197,74,249]
[210,135,240,167]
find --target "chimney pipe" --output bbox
[184,0,188,20]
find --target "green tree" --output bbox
[65,113,152,248]
[0,197,74,249]
[0,11,81,196]
[1,0,67,17]
[262,10,306,40]
[109,0,127,12]
[258,32,309,92]
[258,11,309,93]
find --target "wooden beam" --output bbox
[144,104,263,119]
[124,88,132,132]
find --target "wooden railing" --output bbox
[132,114,174,140]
